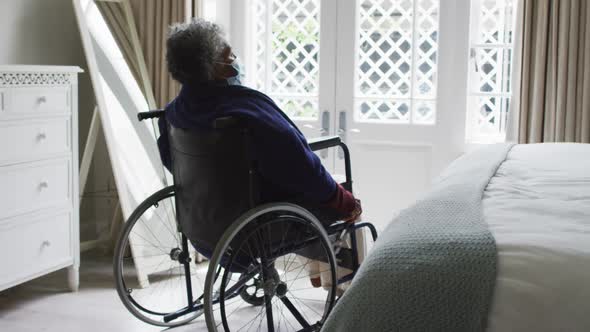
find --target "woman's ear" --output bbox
[221,46,233,64]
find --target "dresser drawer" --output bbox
[0,211,72,287]
[1,87,70,118]
[0,159,71,219]
[0,118,71,164]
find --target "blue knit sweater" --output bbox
[157,82,337,205]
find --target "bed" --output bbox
[323,143,590,332]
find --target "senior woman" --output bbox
[158,19,361,286]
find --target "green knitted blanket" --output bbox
[322,144,514,332]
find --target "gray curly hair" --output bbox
[166,18,228,85]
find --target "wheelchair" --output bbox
[113,109,378,331]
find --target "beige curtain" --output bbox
[97,0,195,109]
[517,0,590,143]
[130,0,190,108]
[96,1,153,106]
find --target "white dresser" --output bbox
[0,66,81,292]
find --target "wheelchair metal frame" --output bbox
[136,110,378,326]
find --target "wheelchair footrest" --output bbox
[294,245,356,271]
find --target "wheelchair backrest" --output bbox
[168,118,255,250]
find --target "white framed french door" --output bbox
[232,0,473,229]
[334,0,471,229]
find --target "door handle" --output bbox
[338,111,346,159]
[320,111,330,158]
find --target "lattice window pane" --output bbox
[474,96,510,135]
[414,0,439,99]
[253,0,321,120]
[472,48,512,94]
[474,0,514,45]
[467,0,516,142]
[254,0,268,90]
[274,97,319,119]
[357,99,411,123]
[355,0,439,124]
[413,100,436,124]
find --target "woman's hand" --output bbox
[344,199,362,223]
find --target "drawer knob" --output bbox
[37,132,47,141]
[37,96,47,104]
[41,240,51,248]
[39,181,49,190]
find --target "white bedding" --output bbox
[484,143,590,332]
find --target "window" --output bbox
[249,0,441,125]
[252,0,321,120]
[466,0,517,143]
[355,0,439,124]
[232,0,500,223]
[240,0,517,141]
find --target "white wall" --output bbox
[202,0,231,35]
[0,0,117,243]
[0,0,95,138]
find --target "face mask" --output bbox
[216,56,244,86]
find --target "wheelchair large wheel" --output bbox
[113,186,208,327]
[204,203,338,332]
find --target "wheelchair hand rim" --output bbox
[203,203,338,332]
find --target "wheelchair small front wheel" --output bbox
[204,203,338,332]
[239,274,265,306]
[113,186,207,327]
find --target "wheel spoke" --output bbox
[114,189,205,327]
[206,207,337,331]
[280,296,310,329]
[288,291,322,318]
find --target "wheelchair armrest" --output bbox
[308,135,353,193]
[308,135,341,151]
